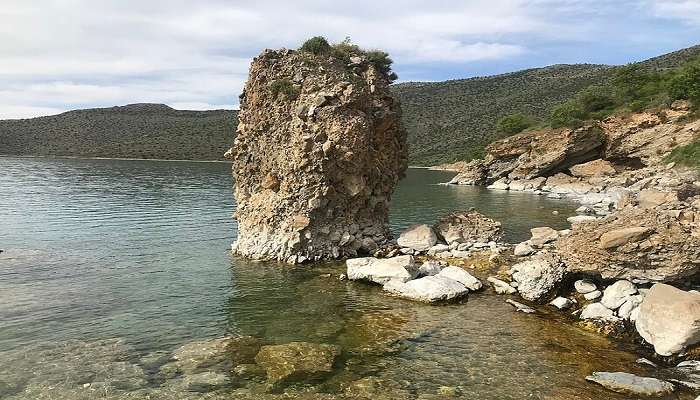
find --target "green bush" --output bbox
[668,59,700,105]
[496,113,535,135]
[269,79,299,99]
[300,36,331,55]
[550,100,587,128]
[664,140,700,169]
[577,86,615,113]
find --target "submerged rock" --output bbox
[254,342,341,386]
[230,47,408,263]
[505,299,536,314]
[346,255,418,285]
[585,371,674,397]
[636,283,700,356]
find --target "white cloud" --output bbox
[0,0,696,119]
[648,0,700,25]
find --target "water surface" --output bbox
[0,157,651,399]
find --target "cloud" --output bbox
[0,0,697,119]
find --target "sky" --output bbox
[0,0,699,119]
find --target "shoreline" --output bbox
[0,154,233,163]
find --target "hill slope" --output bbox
[0,104,237,160]
[1,45,698,164]
[393,44,700,165]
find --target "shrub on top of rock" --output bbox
[299,36,331,55]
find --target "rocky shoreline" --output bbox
[340,102,700,397]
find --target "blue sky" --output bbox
[0,0,699,119]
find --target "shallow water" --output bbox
[0,157,663,399]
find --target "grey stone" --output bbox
[601,280,637,310]
[580,303,618,321]
[513,242,535,256]
[487,277,517,294]
[506,299,536,314]
[437,266,482,291]
[418,260,444,277]
[346,255,418,285]
[510,252,566,302]
[549,297,574,310]
[574,279,597,294]
[397,224,438,252]
[585,372,674,397]
[383,275,468,303]
[584,290,602,301]
[618,295,644,320]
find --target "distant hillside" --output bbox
[393,44,700,165]
[0,103,237,160]
[1,45,698,164]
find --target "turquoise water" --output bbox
[0,157,651,399]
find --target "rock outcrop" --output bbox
[230,47,408,263]
[432,211,502,244]
[556,205,700,282]
[509,251,566,302]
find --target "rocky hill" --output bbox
[1,44,698,164]
[394,44,700,166]
[0,104,237,160]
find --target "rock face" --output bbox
[254,342,341,385]
[586,372,674,397]
[433,211,503,244]
[557,206,700,282]
[230,47,408,263]
[636,283,700,356]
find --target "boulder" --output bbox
[230,47,407,263]
[529,227,560,247]
[397,224,438,252]
[549,297,574,310]
[433,211,502,244]
[418,260,444,277]
[487,277,517,294]
[557,206,700,282]
[383,275,469,303]
[510,252,566,302]
[569,159,616,178]
[514,242,535,256]
[346,256,418,285]
[585,372,674,397]
[618,295,643,320]
[599,227,652,249]
[255,342,341,385]
[574,279,597,294]
[437,266,482,291]
[584,290,602,301]
[601,280,638,310]
[636,283,700,356]
[580,303,618,321]
[639,189,679,209]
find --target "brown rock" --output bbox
[599,227,652,249]
[254,342,341,385]
[530,226,560,247]
[569,159,616,178]
[557,207,700,282]
[231,47,408,263]
[433,211,502,244]
[638,189,678,209]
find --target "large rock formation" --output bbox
[556,203,700,282]
[230,47,408,263]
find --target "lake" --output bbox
[0,157,647,399]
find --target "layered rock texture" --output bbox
[230,48,408,263]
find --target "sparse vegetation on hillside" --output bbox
[665,139,700,169]
[0,104,236,160]
[394,44,700,165]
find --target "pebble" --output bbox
[584,290,602,301]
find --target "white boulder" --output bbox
[383,275,468,303]
[601,280,637,310]
[437,266,482,291]
[397,224,438,252]
[346,255,418,285]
